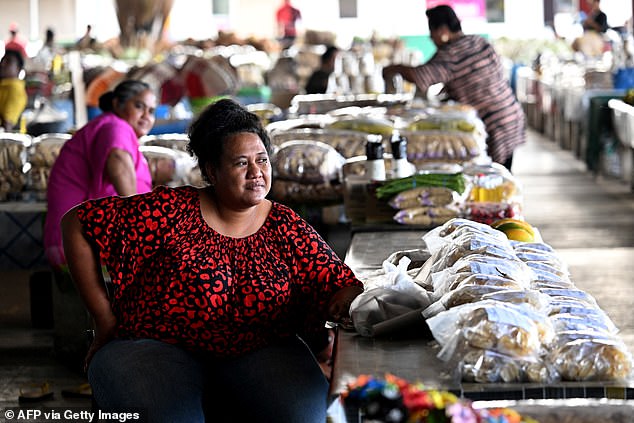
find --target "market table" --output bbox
[331,230,634,402]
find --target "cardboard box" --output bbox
[343,176,394,224]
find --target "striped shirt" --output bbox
[411,35,525,164]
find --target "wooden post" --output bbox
[68,51,87,128]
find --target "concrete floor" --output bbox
[0,128,633,412]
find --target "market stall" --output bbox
[331,227,634,421]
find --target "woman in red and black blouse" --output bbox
[61,99,363,422]
[383,5,526,171]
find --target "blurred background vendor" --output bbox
[382,5,525,170]
[582,0,609,33]
[0,49,27,131]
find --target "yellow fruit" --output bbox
[491,218,535,235]
[495,221,535,237]
[503,228,535,242]
[491,217,522,227]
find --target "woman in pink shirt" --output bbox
[44,80,157,270]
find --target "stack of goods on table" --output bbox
[365,217,632,384]
[27,133,72,200]
[423,218,632,383]
[369,162,523,228]
[374,172,466,227]
[139,134,202,187]
[263,101,521,226]
[269,140,346,205]
[0,133,31,201]
[389,103,488,166]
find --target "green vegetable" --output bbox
[375,173,466,199]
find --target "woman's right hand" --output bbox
[85,313,117,373]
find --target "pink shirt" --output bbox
[43,112,152,268]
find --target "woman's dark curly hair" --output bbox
[187,98,271,185]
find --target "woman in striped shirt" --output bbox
[383,5,525,170]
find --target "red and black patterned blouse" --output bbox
[76,185,362,357]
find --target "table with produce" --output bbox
[264,99,634,422]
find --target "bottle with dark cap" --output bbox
[365,139,386,181]
[390,131,414,178]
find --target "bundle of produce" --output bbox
[375,173,467,200]
[509,239,633,381]
[548,332,632,381]
[426,254,533,301]
[27,133,71,195]
[463,163,524,224]
[374,174,466,227]
[426,230,519,274]
[0,134,30,201]
[270,140,345,205]
[268,127,382,159]
[427,300,556,382]
[140,133,189,151]
[423,279,545,319]
[139,145,199,188]
[342,373,538,423]
[392,205,461,227]
[417,217,633,383]
[459,348,558,384]
[326,116,394,137]
[398,129,483,164]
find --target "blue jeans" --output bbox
[88,337,329,423]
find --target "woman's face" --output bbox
[114,89,157,138]
[210,132,271,209]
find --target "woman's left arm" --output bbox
[105,148,137,196]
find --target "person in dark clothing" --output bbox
[583,0,608,33]
[382,5,525,170]
[305,45,339,94]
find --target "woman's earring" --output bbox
[441,34,449,43]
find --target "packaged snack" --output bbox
[393,205,460,227]
[388,186,457,209]
[271,140,345,184]
[428,300,555,361]
[429,231,516,273]
[460,349,558,384]
[422,283,509,318]
[481,289,552,314]
[549,337,632,381]
[0,134,30,200]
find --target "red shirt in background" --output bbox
[276,2,301,38]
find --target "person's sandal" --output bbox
[18,382,54,403]
[61,383,93,399]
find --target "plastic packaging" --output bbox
[549,336,632,381]
[427,300,555,362]
[460,349,557,384]
[0,133,30,201]
[392,205,460,227]
[27,133,71,195]
[272,140,346,184]
[350,257,432,337]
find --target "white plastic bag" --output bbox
[350,257,432,337]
